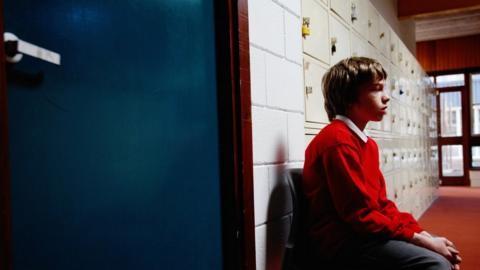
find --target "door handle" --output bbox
[4,32,61,65]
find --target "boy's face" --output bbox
[351,79,390,122]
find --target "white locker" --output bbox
[329,14,351,65]
[366,1,379,49]
[378,16,390,58]
[318,0,329,7]
[304,55,330,123]
[305,133,316,147]
[389,28,398,65]
[302,0,330,64]
[350,31,368,57]
[350,0,368,39]
[385,172,395,201]
[330,0,351,23]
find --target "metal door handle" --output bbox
[4,32,61,65]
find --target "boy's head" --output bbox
[322,57,388,122]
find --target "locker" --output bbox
[329,14,351,65]
[304,55,330,123]
[318,0,329,7]
[399,106,406,135]
[390,66,401,101]
[350,0,368,39]
[366,1,379,49]
[382,112,392,133]
[390,100,398,134]
[378,16,390,57]
[330,0,351,23]
[384,148,393,173]
[302,0,330,64]
[392,148,400,169]
[350,31,368,57]
[385,172,395,201]
[306,133,316,147]
[389,29,398,65]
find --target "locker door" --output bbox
[330,0,351,23]
[2,1,223,269]
[304,55,329,123]
[366,2,379,49]
[350,31,367,57]
[350,0,368,39]
[329,14,350,65]
[302,0,330,64]
[378,16,390,57]
[389,29,398,65]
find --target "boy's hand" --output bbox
[412,234,453,261]
[417,232,462,267]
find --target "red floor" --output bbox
[418,187,480,270]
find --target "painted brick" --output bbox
[248,0,285,56]
[266,54,304,111]
[284,12,302,64]
[255,216,292,270]
[268,165,293,219]
[250,47,267,105]
[252,106,288,164]
[254,166,270,226]
[255,224,267,270]
[287,113,306,161]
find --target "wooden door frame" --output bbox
[0,0,256,269]
[215,0,256,269]
[435,84,470,186]
[0,0,12,269]
[430,68,480,186]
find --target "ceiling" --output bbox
[415,9,480,42]
[396,0,480,42]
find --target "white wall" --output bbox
[248,0,305,269]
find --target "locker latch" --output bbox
[302,17,311,38]
[351,3,358,22]
[305,86,313,95]
[331,37,337,55]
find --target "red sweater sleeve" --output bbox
[377,174,423,233]
[322,144,418,241]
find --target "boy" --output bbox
[302,57,461,270]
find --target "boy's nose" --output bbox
[383,95,390,103]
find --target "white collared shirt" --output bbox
[335,115,368,143]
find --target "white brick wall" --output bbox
[249,1,305,269]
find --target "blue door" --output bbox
[3,1,223,269]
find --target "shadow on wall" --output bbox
[264,146,293,270]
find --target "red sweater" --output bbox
[303,119,422,259]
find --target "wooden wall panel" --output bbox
[417,34,480,73]
[399,0,480,19]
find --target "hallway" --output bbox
[419,187,480,270]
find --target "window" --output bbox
[471,74,480,135]
[436,74,465,88]
[440,92,462,137]
[472,146,480,167]
[442,145,464,177]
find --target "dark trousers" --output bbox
[331,239,452,270]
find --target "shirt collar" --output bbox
[334,115,368,143]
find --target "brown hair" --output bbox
[322,57,387,121]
